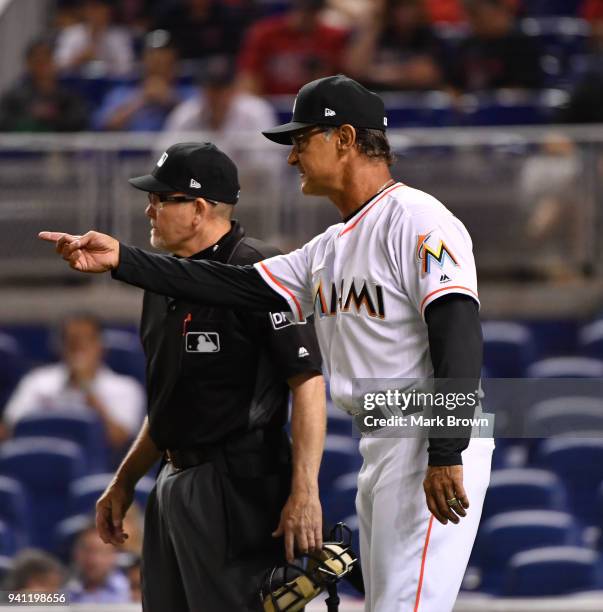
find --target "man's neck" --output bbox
[328,163,395,219]
[173,220,232,258]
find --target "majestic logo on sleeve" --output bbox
[313,279,385,319]
[416,232,459,277]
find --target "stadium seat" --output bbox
[319,435,362,491]
[53,513,92,562]
[504,546,599,596]
[482,321,536,378]
[578,319,603,359]
[13,412,108,473]
[475,510,581,593]
[524,396,603,451]
[0,475,30,547]
[102,328,146,384]
[380,91,456,128]
[323,471,358,525]
[69,473,155,516]
[535,438,603,524]
[482,468,567,520]
[521,18,590,86]
[326,400,353,436]
[521,1,582,16]
[458,91,550,126]
[526,356,603,378]
[0,519,18,556]
[0,437,86,550]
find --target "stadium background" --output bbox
[1,0,603,609]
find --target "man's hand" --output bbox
[273,490,323,563]
[95,478,135,546]
[423,465,468,526]
[38,230,120,273]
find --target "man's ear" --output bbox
[338,124,357,152]
[192,198,206,225]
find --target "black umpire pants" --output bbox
[141,448,291,611]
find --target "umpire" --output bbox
[94,143,325,611]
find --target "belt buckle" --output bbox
[165,449,179,469]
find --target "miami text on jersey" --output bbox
[416,231,459,276]
[313,278,385,319]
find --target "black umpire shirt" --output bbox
[139,220,322,450]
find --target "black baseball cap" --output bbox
[129,142,240,204]
[262,74,388,145]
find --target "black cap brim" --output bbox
[262,121,314,145]
[128,174,175,193]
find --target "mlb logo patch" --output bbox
[186,332,220,353]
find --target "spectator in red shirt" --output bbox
[582,0,603,20]
[423,0,519,24]
[238,0,349,96]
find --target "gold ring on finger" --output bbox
[447,497,460,507]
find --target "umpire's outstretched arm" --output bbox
[39,231,290,313]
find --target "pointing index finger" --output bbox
[38,231,67,242]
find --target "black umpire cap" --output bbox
[129,142,240,204]
[262,74,388,145]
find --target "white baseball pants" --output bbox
[356,435,494,612]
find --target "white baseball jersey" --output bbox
[255,182,492,612]
[255,182,479,414]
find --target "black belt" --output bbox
[165,446,222,470]
[164,429,291,475]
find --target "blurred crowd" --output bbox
[0,313,146,603]
[1,0,603,133]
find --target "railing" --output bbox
[0,125,601,290]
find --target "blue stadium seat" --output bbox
[0,519,18,556]
[102,328,145,384]
[504,546,599,596]
[525,396,603,437]
[482,321,536,378]
[326,401,353,436]
[0,475,30,548]
[526,357,603,378]
[319,435,362,491]
[521,1,582,16]
[482,468,567,520]
[459,92,549,126]
[69,473,155,517]
[53,513,93,562]
[535,438,603,524]
[0,437,86,550]
[323,471,358,525]
[521,18,590,86]
[381,92,456,128]
[13,412,108,474]
[475,510,580,594]
[578,320,603,359]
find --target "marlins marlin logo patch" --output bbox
[416,232,459,276]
